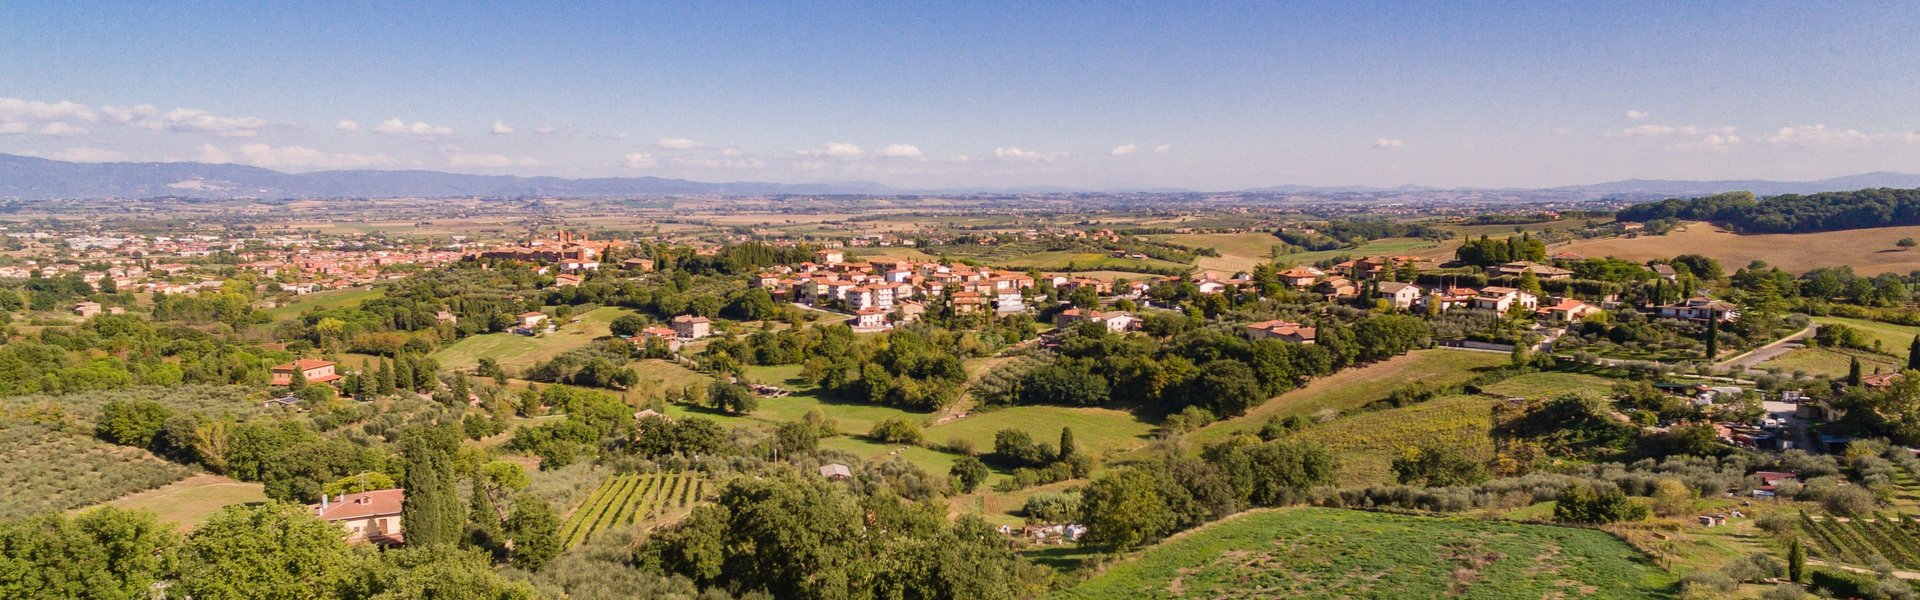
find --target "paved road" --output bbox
[1718,325,1818,369]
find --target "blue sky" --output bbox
[2,1,1917,189]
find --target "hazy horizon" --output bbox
[4,2,1919,190]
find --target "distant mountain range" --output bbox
[0,153,894,200]
[3,152,1918,200]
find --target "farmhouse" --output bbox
[1055,308,1137,332]
[271,359,341,386]
[1494,261,1573,280]
[73,301,102,318]
[819,463,853,481]
[1537,298,1598,322]
[309,488,405,545]
[670,315,713,339]
[517,311,548,329]
[1245,320,1316,344]
[1471,287,1538,313]
[849,307,890,331]
[1374,282,1421,309]
[1656,297,1738,321]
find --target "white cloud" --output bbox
[0,97,97,122]
[622,152,658,169]
[0,122,27,135]
[671,156,767,169]
[336,119,360,131]
[1627,110,1649,120]
[877,143,923,158]
[35,122,88,136]
[1153,145,1171,155]
[449,153,539,168]
[1372,138,1405,150]
[1603,124,1736,139]
[824,142,862,157]
[792,160,829,171]
[533,125,558,135]
[490,121,514,135]
[721,146,744,157]
[994,147,1067,162]
[373,118,454,137]
[1765,124,1920,148]
[1670,133,1743,153]
[1110,144,1137,156]
[103,105,268,137]
[657,137,699,150]
[42,147,126,162]
[193,143,397,169]
[192,144,232,163]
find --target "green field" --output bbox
[1299,395,1496,485]
[1478,371,1619,399]
[432,306,630,371]
[1062,507,1673,599]
[1812,316,1920,357]
[98,474,266,530]
[1188,349,1508,446]
[1766,346,1901,379]
[1150,234,1447,273]
[927,405,1154,458]
[262,287,384,320]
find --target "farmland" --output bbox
[1811,316,1920,356]
[927,405,1154,458]
[1799,512,1920,571]
[0,418,193,519]
[1297,394,1496,485]
[261,286,384,320]
[1555,221,1920,275]
[95,474,267,530]
[432,306,630,371]
[559,471,709,548]
[1062,507,1673,599]
[1478,371,1619,399]
[1187,349,1508,446]
[1147,233,1450,273]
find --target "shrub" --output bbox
[867,418,924,445]
[1553,483,1647,524]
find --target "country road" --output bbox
[1718,325,1818,369]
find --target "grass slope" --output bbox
[432,306,629,371]
[97,474,266,530]
[1062,507,1673,599]
[262,287,383,320]
[1187,349,1507,446]
[1298,395,1497,486]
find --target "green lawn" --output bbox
[262,287,383,320]
[1479,371,1620,399]
[1187,349,1508,447]
[927,405,1154,458]
[1298,395,1496,486]
[98,475,266,531]
[1812,316,1920,357]
[1764,346,1901,379]
[432,306,630,371]
[1062,507,1674,599]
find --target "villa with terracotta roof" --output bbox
[1245,320,1317,344]
[309,488,404,545]
[272,359,341,386]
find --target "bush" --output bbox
[867,418,924,445]
[1553,483,1648,524]
[1811,568,1878,599]
[1021,491,1080,524]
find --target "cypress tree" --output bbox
[400,424,463,548]
[1849,357,1864,387]
[376,360,397,395]
[394,358,415,393]
[1705,317,1719,359]
[1788,538,1806,583]
[468,477,505,558]
[1058,426,1077,460]
[1909,335,1920,371]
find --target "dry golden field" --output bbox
[1557,222,1920,274]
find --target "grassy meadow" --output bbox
[1062,507,1673,599]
